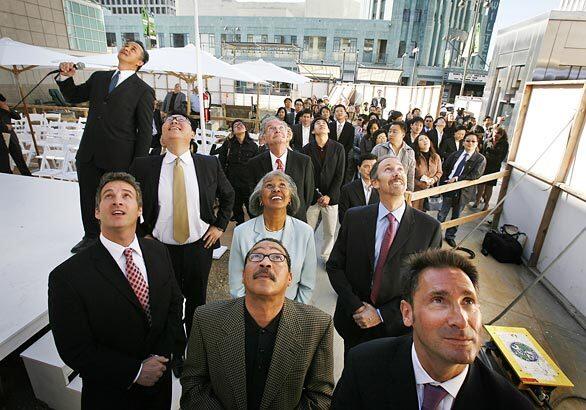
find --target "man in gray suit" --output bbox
[180,238,334,409]
[162,83,186,114]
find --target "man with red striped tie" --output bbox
[48,172,183,410]
[327,156,441,354]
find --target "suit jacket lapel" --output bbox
[253,215,265,242]
[218,299,247,410]
[107,73,136,99]
[366,204,378,269]
[386,204,415,262]
[262,151,272,173]
[149,155,164,226]
[387,337,419,409]
[91,241,145,316]
[192,154,208,211]
[354,180,366,205]
[260,299,302,408]
[452,361,483,409]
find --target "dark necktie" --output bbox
[370,213,398,304]
[422,383,448,410]
[108,71,120,93]
[453,153,469,178]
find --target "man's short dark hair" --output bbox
[127,40,149,71]
[403,249,479,305]
[389,120,407,135]
[410,116,424,125]
[411,107,421,114]
[424,115,434,121]
[455,125,468,133]
[284,97,292,103]
[294,98,303,105]
[311,117,329,132]
[300,108,313,117]
[464,131,478,141]
[244,238,292,271]
[484,115,492,121]
[319,106,331,115]
[95,172,143,209]
[0,94,6,102]
[333,104,347,114]
[167,110,194,131]
[358,153,378,166]
[372,129,387,140]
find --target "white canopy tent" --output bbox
[234,59,311,85]
[0,37,79,154]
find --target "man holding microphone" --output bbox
[57,40,154,253]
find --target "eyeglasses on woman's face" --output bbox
[165,115,188,123]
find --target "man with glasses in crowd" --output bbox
[437,132,486,248]
[130,111,234,377]
[181,238,334,409]
[57,41,155,253]
[247,116,314,222]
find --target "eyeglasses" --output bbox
[165,115,188,123]
[248,253,287,263]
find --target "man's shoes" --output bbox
[171,355,184,378]
[71,237,97,253]
[445,238,457,248]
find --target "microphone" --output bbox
[48,62,86,75]
[12,63,86,109]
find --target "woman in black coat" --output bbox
[359,118,381,155]
[474,127,509,210]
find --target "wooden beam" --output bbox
[525,80,586,87]
[408,171,508,201]
[529,83,586,267]
[555,183,586,203]
[440,209,492,230]
[507,161,555,185]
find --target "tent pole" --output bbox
[13,67,40,156]
[193,0,208,154]
[256,82,260,132]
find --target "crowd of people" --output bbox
[1,40,525,409]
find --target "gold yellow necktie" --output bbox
[173,158,189,244]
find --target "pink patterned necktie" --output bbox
[123,248,152,324]
[370,213,398,304]
[276,158,285,172]
[422,384,448,410]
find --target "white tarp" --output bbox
[234,59,310,84]
[76,44,264,83]
[0,37,75,68]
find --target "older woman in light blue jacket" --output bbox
[229,170,317,303]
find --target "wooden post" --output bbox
[528,83,586,267]
[255,82,261,132]
[13,67,40,156]
[491,83,533,229]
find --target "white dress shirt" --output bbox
[436,130,444,146]
[373,201,406,268]
[336,120,345,137]
[448,150,473,180]
[302,125,311,147]
[412,343,468,410]
[270,150,288,171]
[361,178,373,204]
[99,234,148,285]
[58,69,134,89]
[153,150,209,244]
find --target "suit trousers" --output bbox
[230,178,251,225]
[76,159,108,238]
[437,194,465,240]
[165,239,213,343]
[0,130,31,176]
[307,204,338,259]
[344,153,355,185]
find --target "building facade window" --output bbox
[64,0,107,53]
[122,32,139,42]
[363,38,374,62]
[303,36,326,60]
[274,35,297,45]
[221,33,241,43]
[172,33,188,47]
[403,8,410,22]
[333,37,357,52]
[414,9,422,22]
[201,33,215,53]
[106,32,117,47]
[397,40,406,58]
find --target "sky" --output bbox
[487,0,559,59]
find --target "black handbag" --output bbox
[481,225,526,264]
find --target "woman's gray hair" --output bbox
[249,170,301,216]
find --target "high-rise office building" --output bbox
[98,0,176,15]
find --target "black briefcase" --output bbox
[481,226,525,264]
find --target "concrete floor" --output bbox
[308,204,586,409]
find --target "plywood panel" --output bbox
[514,85,582,180]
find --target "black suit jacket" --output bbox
[129,153,235,238]
[58,71,155,170]
[425,128,445,151]
[48,239,183,409]
[302,139,346,205]
[438,136,460,160]
[333,336,534,409]
[440,150,486,203]
[328,121,355,155]
[149,108,163,155]
[326,204,441,343]
[247,149,314,222]
[338,179,380,224]
[291,123,315,152]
